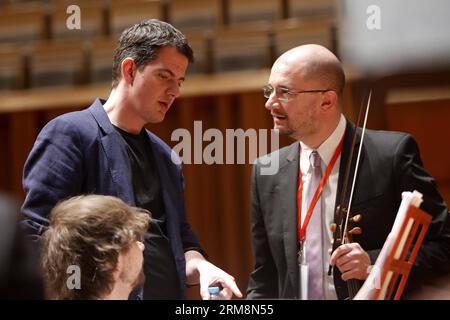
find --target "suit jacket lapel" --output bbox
[280,142,301,293]
[89,98,135,205]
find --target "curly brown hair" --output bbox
[41,195,150,299]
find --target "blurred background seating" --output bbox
[28,39,88,88]
[169,0,221,31]
[110,0,162,36]
[50,0,106,40]
[0,2,47,44]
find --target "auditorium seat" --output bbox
[29,39,88,88]
[273,17,334,57]
[0,2,46,44]
[50,0,105,40]
[288,0,335,18]
[0,44,24,91]
[89,36,117,84]
[184,30,210,75]
[212,23,271,73]
[228,0,281,24]
[110,0,162,36]
[168,0,221,31]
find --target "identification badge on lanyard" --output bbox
[298,241,308,300]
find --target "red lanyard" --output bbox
[297,135,344,243]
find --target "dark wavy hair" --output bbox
[41,195,150,300]
[111,19,194,87]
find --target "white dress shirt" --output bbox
[299,114,346,300]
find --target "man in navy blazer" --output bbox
[22,19,242,300]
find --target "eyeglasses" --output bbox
[262,85,332,103]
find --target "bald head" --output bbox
[275,44,345,95]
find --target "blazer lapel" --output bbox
[280,142,301,293]
[89,98,135,205]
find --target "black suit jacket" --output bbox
[247,121,450,299]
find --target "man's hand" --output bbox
[185,250,243,300]
[329,243,371,281]
[197,259,243,300]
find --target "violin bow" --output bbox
[329,89,372,299]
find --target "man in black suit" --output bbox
[247,44,450,300]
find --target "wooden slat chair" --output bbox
[212,23,271,73]
[228,0,281,25]
[273,17,334,56]
[29,39,88,88]
[0,44,24,91]
[288,0,335,19]
[168,0,222,31]
[89,36,117,85]
[50,0,105,40]
[184,30,210,75]
[0,2,46,44]
[110,0,162,36]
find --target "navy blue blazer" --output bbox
[21,98,204,297]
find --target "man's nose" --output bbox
[167,83,181,98]
[265,95,277,110]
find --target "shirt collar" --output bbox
[300,114,346,171]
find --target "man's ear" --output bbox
[121,58,136,85]
[111,253,125,282]
[321,90,337,111]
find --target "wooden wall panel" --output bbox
[385,99,450,204]
[0,114,10,191]
[9,111,40,199]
